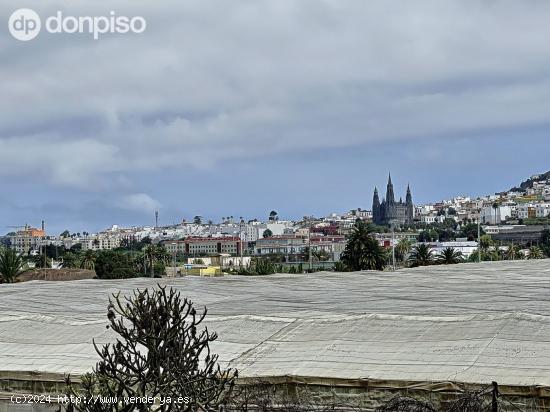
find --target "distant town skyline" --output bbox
[3,135,548,235]
[2,1,550,233]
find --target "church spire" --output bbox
[406,183,412,204]
[372,187,381,225]
[386,172,395,205]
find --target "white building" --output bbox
[536,203,550,218]
[480,205,513,225]
[517,204,537,220]
[425,241,479,259]
[81,235,122,251]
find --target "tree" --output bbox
[254,258,276,275]
[479,234,494,251]
[408,244,435,267]
[60,230,71,238]
[341,221,387,271]
[417,229,438,242]
[193,215,202,225]
[65,286,237,412]
[437,247,463,265]
[31,252,51,269]
[459,223,484,241]
[62,252,79,269]
[504,244,521,260]
[94,251,136,279]
[80,250,96,270]
[528,246,544,260]
[153,245,170,277]
[395,238,412,263]
[268,210,278,221]
[70,243,83,252]
[262,229,273,238]
[0,247,27,283]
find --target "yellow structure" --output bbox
[186,265,222,277]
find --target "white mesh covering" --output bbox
[1,260,550,388]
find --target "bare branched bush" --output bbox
[65,286,237,411]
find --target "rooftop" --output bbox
[2,260,550,389]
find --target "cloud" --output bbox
[1,0,550,192]
[116,193,161,214]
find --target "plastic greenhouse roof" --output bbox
[2,260,550,389]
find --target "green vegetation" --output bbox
[230,257,277,275]
[510,170,550,192]
[65,287,236,411]
[459,223,485,241]
[117,235,152,251]
[60,252,79,269]
[0,247,28,283]
[94,250,138,279]
[408,244,435,267]
[528,246,544,260]
[395,238,412,263]
[80,250,96,270]
[340,220,387,271]
[436,247,464,265]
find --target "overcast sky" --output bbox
[1,0,550,234]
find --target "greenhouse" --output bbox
[2,260,550,410]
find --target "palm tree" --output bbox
[408,244,435,267]
[504,244,521,260]
[154,245,171,265]
[395,238,412,263]
[0,247,27,283]
[528,246,544,260]
[34,253,52,269]
[143,244,157,276]
[80,250,96,270]
[341,221,387,271]
[437,247,464,265]
[62,252,79,268]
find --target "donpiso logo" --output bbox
[8,8,41,41]
[8,8,146,41]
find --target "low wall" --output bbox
[1,373,548,411]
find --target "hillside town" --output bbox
[2,171,550,276]
[5,2,550,409]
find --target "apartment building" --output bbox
[517,204,537,220]
[81,234,122,251]
[9,226,45,254]
[255,234,346,261]
[163,237,242,255]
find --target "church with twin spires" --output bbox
[372,174,414,227]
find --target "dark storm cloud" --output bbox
[1,0,550,230]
